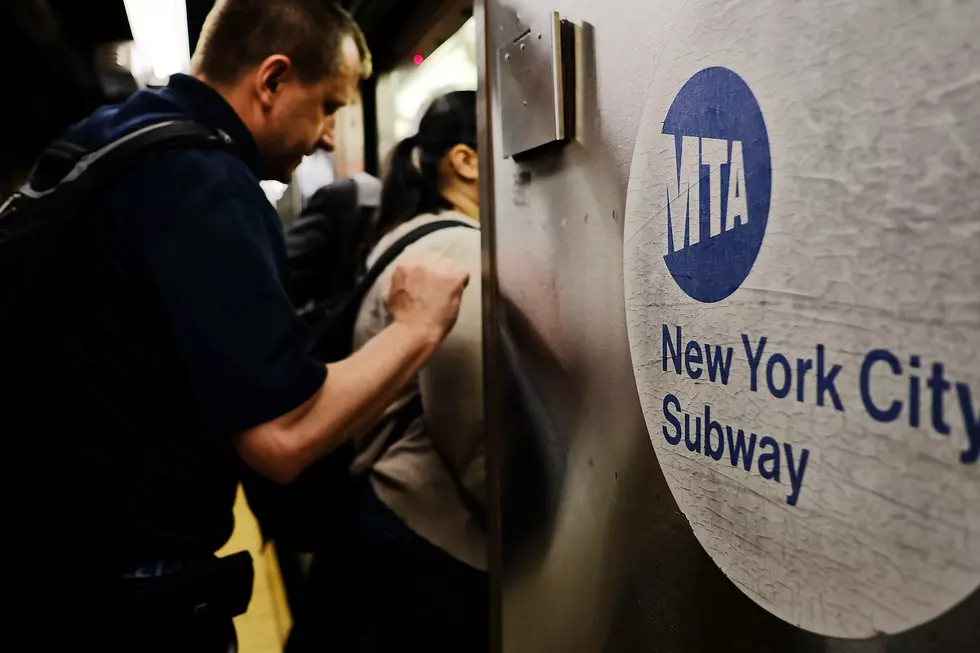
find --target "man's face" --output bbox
[259,37,360,181]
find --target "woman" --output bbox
[350,90,486,652]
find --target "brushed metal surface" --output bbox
[484,0,980,651]
[474,2,504,652]
[497,11,564,158]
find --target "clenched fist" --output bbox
[386,249,470,343]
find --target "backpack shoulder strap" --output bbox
[20,120,228,201]
[349,218,477,311]
[2,120,228,243]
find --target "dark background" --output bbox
[0,0,471,197]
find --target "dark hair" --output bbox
[192,0,372,86]
[372,90,477,246]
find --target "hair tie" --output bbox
[410,141,423,173]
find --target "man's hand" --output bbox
[386,249,470,344]
[236,250,470,484]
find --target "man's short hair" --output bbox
[192,0,372,86]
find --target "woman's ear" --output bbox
[448,144,479,182]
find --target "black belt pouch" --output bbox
[124,551,254,621]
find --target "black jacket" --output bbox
[285,173,381,310]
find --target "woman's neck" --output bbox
[440,185,480,222]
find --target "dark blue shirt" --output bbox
[55,74,325,571]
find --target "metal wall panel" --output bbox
[483,0,980,651]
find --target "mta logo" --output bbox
[666,137,747,252]
[661,67,771,303]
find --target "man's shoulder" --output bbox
[99,147,265,239]
[138,146,258,202]
[302,172,381,215]
[64,88,181,150]
[304,176,359,212]
[66,94,265,214]
[350,173,382,209]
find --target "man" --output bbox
[20,1,468,650]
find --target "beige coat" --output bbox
[351,211,485,570]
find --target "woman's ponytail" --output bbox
[369,90,477,248]
[371,134,452,248]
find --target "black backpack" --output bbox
[241,218,478,552]
[0,122,230,582]
[0,120,228,428]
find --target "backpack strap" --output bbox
[1,120,230,243]
[20,120,229,200]
[311,218,476,340]
[353,218,477,308]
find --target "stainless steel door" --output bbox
[479,0,980,651]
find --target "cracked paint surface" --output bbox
[624,0,980,639]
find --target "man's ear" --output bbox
[448,144,478,182]
[254,55,292,109]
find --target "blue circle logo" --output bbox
[661,67,771,303]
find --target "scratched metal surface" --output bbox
[485,0,980,651]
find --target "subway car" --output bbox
[4,0,978,651]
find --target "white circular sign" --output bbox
[623,0,980,639]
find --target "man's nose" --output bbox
[318,129,336,152]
